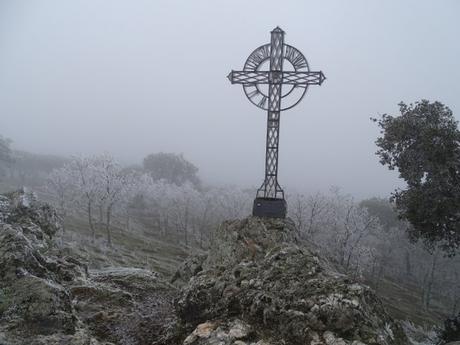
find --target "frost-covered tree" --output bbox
[169,182,202,246]
[93,154,132,245]
[68,156,100,239]
[48,154,133,244]
[326,189,381,273]
[142,178,179,236]
[117,170,145,232]
[211,186,252,220]
[290,192,329,239]
[46,165,77,231]
[289,189,381,277]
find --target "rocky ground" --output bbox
[0,190,178,345]
[172,218,408,345]
[0,190,438,345]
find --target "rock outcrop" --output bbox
[0,190,177,345]
[174,217,408,345]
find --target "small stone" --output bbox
[351,341,367,345]
[184,322,218,344]
[253,341,272,345]
[323,331,349,345]
[323,331,335,345]
[348,284,363,293]
[310,331,322,345]
[195,321,217,338]
[183,333,197,345]
[228,319,251,339]
[240,279,250,287]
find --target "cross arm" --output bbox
[228,70,326,86]
[227,71,269,85]
[282,71,326,85]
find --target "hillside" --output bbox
[0,189,441,345]
[59,215,189,278]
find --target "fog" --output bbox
[1,0,459,198]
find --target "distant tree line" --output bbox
[45,152,251,247]
[0,137,68,190]
[0,136,12,164]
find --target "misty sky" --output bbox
[1,0,459,198]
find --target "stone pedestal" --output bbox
[252,197,287,218]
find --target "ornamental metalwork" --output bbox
[228,27,326,218]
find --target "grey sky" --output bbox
[1,0,459,198]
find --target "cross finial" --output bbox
[271,26,284,33]
[227,71,233,83]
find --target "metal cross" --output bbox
[228,27,325,218]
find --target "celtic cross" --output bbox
[228,27,325,218]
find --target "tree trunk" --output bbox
[164,216,169,236]
[106,204,113,246]
[200,226,204,249]
[452,298,459,316]
[184,206,189,246]
[99,204,104,223]
[375,261,385,291]
[59,198,66,234]
[126,209,130,232]
[405,249,412,278]
[60,208,67,234]
[423,250,439,311]
[88,200,96,241]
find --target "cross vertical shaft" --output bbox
[260,27,285,199]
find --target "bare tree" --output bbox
[94,154,131,245]
[290,192,329,239]
[46,165,76,232]
[70,156,100,240]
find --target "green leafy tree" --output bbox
[373,100,460,254]
[0,136,12,164]
[0,136,13,179]
[142,152,200,187]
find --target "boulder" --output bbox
[0,190,80,340]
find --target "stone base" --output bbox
[252,197,287,218]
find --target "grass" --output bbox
[59,215,189,278]
[366,277,447,327]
